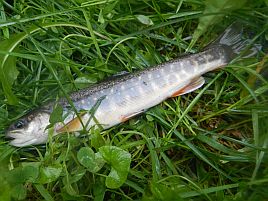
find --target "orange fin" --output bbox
[171,77,205,97]
[121,110,145,122]
[56,113,86,133]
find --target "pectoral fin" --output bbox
[171,77,205,97]
[120,110,145,122]
[56,112,86,133]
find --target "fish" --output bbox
[6,23,261,147]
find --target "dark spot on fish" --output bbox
[197,57,206,64]
[206,54,215,62]
[189,60,195,66]
[27,114,34,122]
[143,81,148,86]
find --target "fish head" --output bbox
[6,111,51,147]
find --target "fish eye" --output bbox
[14,120,27,129]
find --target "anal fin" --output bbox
[171,77,205,97]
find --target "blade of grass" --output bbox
[82,9,103,61]
[34,184,54,201]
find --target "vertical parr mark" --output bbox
[190,59,198,67]
[205,53,215,62]
[170,64,174,71]
[196,56,206,64]
[168,74,179,84]
[191,59,199,73]
[182,60,194,74]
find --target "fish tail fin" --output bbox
[211,22,262,59]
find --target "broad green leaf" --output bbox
[67,168,86,184]
[77,147,105,173]
[6,165,39,184]
[39,164,62,184]
[188,0,247,50]
[20,165,39,183]
[77,147,97,169]
[91,130,106,149]
[99,146,131,189]
[11,184,27,200]
[49,105,63,124]
[0,172,12,201]
[136,15,154,25]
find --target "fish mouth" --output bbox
[6,131,38,147]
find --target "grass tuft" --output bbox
[0,0,268,200]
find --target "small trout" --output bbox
[6,23,261,147]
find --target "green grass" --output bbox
[0,0,268,200]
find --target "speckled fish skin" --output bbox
[60,46,229,130]
[6,23,261,147]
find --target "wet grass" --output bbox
[0,0,268,200]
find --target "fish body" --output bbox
[59,46,227,130]
[6,23,261,147]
